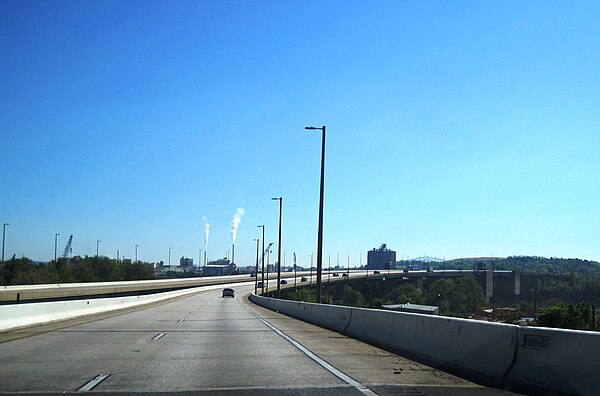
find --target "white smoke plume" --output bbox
[230,207,245,243]
[203,216,209,251]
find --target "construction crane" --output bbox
[62,234,73,259]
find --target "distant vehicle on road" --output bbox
[250,273,256,277]
[280,279,288,284]
[342,273,349,277]
[222,288,235,297]
[300,276,308,282]
[257,281,265,288]
[332,272,339,277]
[373,271,380,274]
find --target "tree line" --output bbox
[282,275,487,317]
[280,273,599,331]
[441,256,600,275]
[1,256,155,285]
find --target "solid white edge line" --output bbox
[243,304,378,396]
[77,374,110,391]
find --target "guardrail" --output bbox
[250,294,599,396]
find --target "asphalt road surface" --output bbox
[0,282,520,395]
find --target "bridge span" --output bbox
[0,279,516,395]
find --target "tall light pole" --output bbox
[328,255,331,282]
[135,244,139,263]
[305,125,326,303]
[2,223,9,285]
[347,255,350,275]
[257,225,265,286]
[266,247,271,293]
[310,252,313,285]
[135,244,139,280]
[254,238,259,294]
[96,240,101,257]
[54,233,60,261]
[272,197,282,298]
[168,247,172,278]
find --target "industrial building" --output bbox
[367,244,396,270]
[203,258,236,276]
[179,257,194,268]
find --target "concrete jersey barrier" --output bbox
[506,326,600,395]
[250,293,600,395]
[344,307,517,386]
[0,282,249,332]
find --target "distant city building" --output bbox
[367,244,396,270]
[180,257,194,268]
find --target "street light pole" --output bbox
[54,233,60,261]
[272,197,282,298]
[168,247,172,278]
[305,125,326,303]
[135,244,139,280]
[257,225,265,287]
[254,238,259,294]
[2,223,9,285]
[96,240,101,257]
[266,247,271,293]
[310,252,313,286]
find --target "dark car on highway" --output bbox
[222,288,235,297]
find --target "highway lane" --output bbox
[0,281,519,395]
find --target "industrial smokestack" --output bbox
[232,243,235,265]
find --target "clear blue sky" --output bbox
[1,0,599,266]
